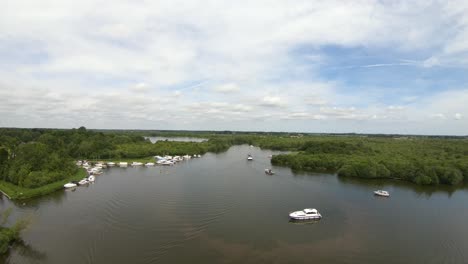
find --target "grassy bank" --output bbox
[0,169,87,200]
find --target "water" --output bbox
[145,137,207,143]
[2,145,468,263]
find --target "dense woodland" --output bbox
[270,137,468,186]
[0,127,468,190]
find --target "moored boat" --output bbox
[88,175,96,182]
[64,182,77,188]
[78,178,89,185]
[265,169,274,175]
[289,208,322,221]
[145,162,155,166]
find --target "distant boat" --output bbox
[107,162,115,166]
[131,162,143,166]
[247,154,253,161]
[78,178,89,185]
[289,208,322,221]
[374,190,390,197]
[88,175,96,182]
[145,162,155,166]
[64,182,77,188]
[119,162,128,167]
[157,160,174,166]
[265,169,274,175]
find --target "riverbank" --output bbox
[0,169,87,200]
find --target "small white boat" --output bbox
[64,182,77,188]
[78,178,89,185]
[145,162,155,166]
[374,190,390,197]
[289,208,322,221]
[265,169,274,175]
[160,160,174,166]
[88,175,96,182]
[247,154,253,161]
[119,162,128,167]
[131,162,143,166]
[107,162,116,166]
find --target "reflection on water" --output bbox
[2,145,468,264]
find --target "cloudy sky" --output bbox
[1,1,468,135]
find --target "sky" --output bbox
[1,0,468,135]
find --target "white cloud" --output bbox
[430,113,447,119]
[1,1,468,134]
[213,83,240,93]
[260,96,285,108]
[130,82,149,93]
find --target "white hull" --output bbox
[289,208,322,221]
[289,215,322,220]
[374,190,390,197]
[78,179,89,185]
[64,183,77,188]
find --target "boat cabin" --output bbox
[304,208,318,214]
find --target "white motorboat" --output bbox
[119,162,128,167]
[107,162,116,166]
[131,162,143,166]
[183,155,191,160]
[64,182,77,188]
[145,162,155,166]
[247,154,253,161]
[88,175,96,182]
[265,169,274,175]
[289,208,322,221]
[159,160,174,166]
[78,178,89,185]
[374,190,390,197]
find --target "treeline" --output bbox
[2,127,468,189]
[0,127,246,189]
[271,137,468,185]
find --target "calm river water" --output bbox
[2,145,468,263]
